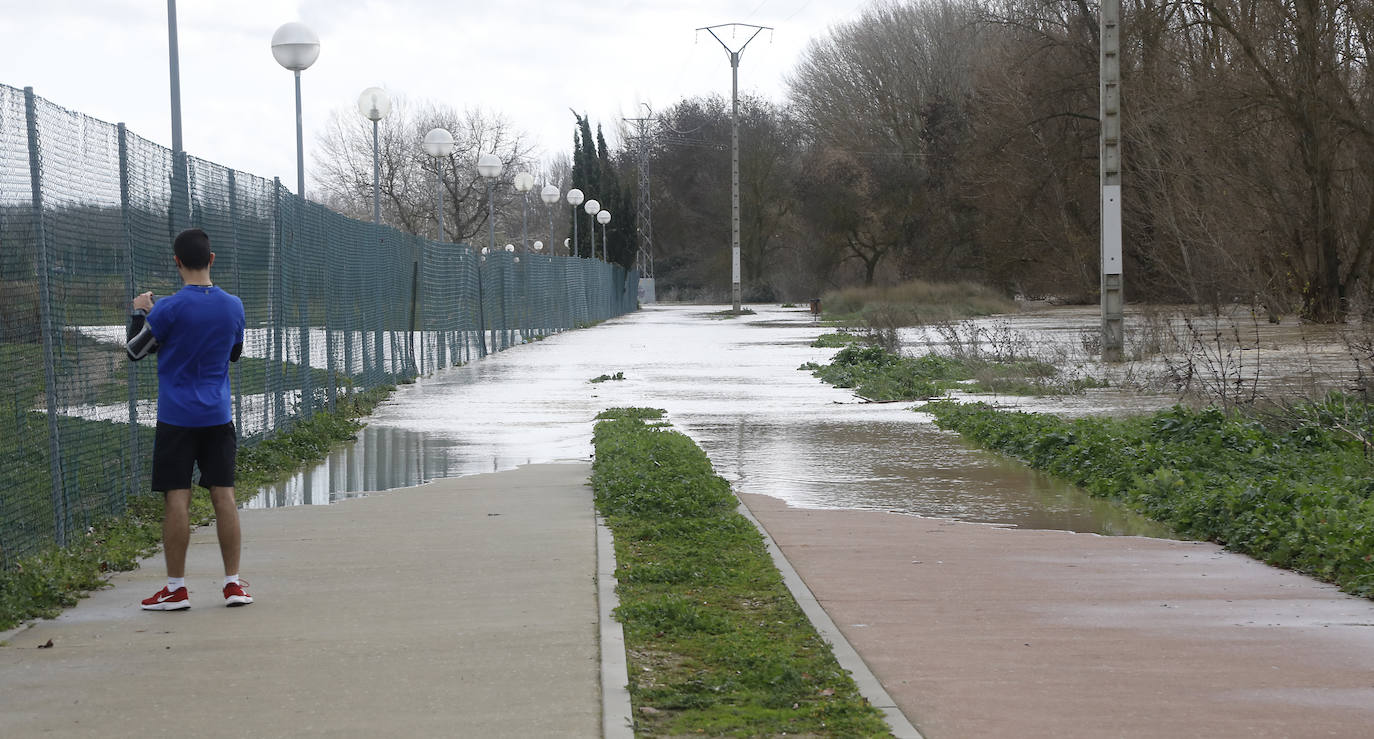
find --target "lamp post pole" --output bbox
[583,199,601,261]
[598,209,611,262]
[541,184,560,255]
[478,153,504,351]
[567,189,584,258]
[423,128,456,241]
[166,1,189,231]
[357,87,391,225]
[513,172,534,252]
[271,22,320,199]
[420,128,456,372]
[357,88,390,383]
[271,21,322,409]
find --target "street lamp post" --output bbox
[597,209,611,262]
[271,22,320,200]
[357,87,391,225]
[478,153,504,350]
[357,88,391,383]
[583,199,600,260]
[566,189,584,257]
[422,128,455,241]
[272,21,322,409]
[513,172,534,252]
[478,153,504,252]
[418,128,455,373]
[541,184,560,253]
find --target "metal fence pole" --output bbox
[271,178,286,429]
[227,168,243,436]
[24,87,66,547]
[117,123,140,502]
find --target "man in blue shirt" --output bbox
[127,228,252,610]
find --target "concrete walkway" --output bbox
[740,492,1374,739]
[0,464,602,738]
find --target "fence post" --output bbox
[24,87,66,548]
[117,123,140,503]
[227,169,243,437]
[296,198,312,417]
[271,178,286,429]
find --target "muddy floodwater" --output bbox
[248,303,1359,537]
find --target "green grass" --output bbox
[801,343,1094,400]
[590,371,625,384]
[811,331,867,348]
[0,384,395,631]
[592,407,892,737]
[923,396,1374,597]
[821,279,1014,327]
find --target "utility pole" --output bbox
[623,105,657,302]
[1100,0,1124,361]
[699,23,770,313]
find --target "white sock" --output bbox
[167,577,186,592]
[223,574,240,587]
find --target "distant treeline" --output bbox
[614,0,1372,321]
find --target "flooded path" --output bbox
[249,304,1169,537]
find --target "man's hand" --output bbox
[132,291,154,312]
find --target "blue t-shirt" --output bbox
[144,285,245,427]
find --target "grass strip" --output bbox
[591,407,892,737]
[0,385,395,631]
[924,397,1374,597]
[802,342,1100,400]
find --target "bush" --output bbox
[822,279,1014,326]
[924,399,1374,597]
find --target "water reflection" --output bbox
[250,304,1177,537]
[694,418,1171,537]
[245,426,513,509]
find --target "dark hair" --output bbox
[173,228,212,269]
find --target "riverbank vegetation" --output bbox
[0,385,395,632]
[924,398,1374,598]
[591,407,891,737]
[802,339,1104,400]
[821,280,1015,327]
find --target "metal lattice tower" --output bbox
[624,109,655,278]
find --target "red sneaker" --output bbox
[223,580,253,607]
[141,586,190,611]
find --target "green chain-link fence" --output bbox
[0,84,637,567]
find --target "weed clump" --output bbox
[801,342,1089,401]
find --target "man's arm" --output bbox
[230,342,242,362]
[126,292,159,361]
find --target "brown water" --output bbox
[251,302,1358,539]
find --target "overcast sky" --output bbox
[0,0,869,194]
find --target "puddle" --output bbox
[248,304,1195,537]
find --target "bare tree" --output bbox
[313,94,536,245]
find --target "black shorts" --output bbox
[151,422,237,492]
